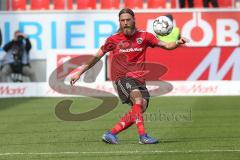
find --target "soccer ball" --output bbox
[153,16,173,36]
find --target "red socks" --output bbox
[110,104,146,135]
[110,111,134,135]
[132,104,146,135]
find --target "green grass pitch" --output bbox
[0,96,240,160]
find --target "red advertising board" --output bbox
[135,11,240,47]
[146,47,240,80]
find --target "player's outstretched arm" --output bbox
[158,37,189,50]
[70,49,105,86]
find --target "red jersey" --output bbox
[101,30,159,82]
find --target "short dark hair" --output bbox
[118,8,135,18]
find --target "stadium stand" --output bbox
[194,0,235,8]
[194,0,203,8]
[219,0,235,8]
[7,0,26,10]
[146,0,174,9]
[124,0,144,9]
[76,0,96,9]
[147,0,166,8]
[2,0,238,11]
[53,0,73,10]
[30,0,50,10]
[170,0,177,8]
[100,0,120,9]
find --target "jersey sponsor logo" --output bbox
[136,38,143,44]
[119,47,143,53]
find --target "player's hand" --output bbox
[176,37,189,46]
[70,73,81,86]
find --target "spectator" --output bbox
[179,0,194,8]
[0,30,37,82]
[156,14,181,43]
[203,0,219,8]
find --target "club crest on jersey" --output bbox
[136,38,143,44]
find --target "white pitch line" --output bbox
[0,150,240,156]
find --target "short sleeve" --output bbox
[145,32,159,48]
[100,37,117,53]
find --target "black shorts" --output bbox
[114,77,150,106]
[10,63,30,74]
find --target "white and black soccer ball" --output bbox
[153,16,173,36]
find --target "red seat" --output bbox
[170,0,177,8]
[76,0,96,9]
[194,0,203,8]
[148,0,166,8]
[7,0,26,10]
[101,0,120,9]
[219,0,235,8]
[124,0,143,9]
[53,0,73,10]
[30,0,50,10]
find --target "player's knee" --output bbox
[130,89,143,105]
[142,99,149,113]
[133,98,148,113]
[134,97,144,105]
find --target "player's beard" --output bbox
[122,25,135,37]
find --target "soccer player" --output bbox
[70,8,188,144]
